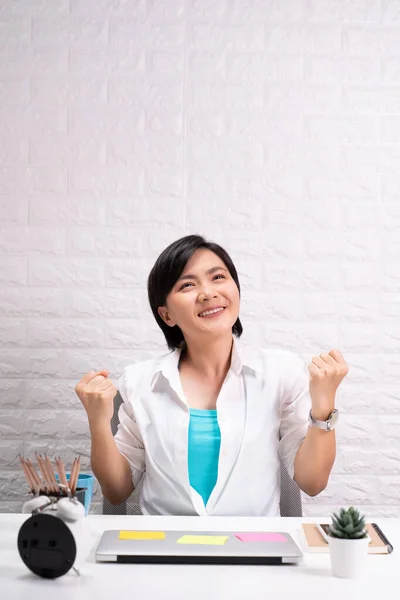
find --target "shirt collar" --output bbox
[150,337,263,390]
[233,337,265,376]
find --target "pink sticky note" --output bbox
[235,533,288,543]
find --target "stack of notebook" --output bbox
[301,523,393,554]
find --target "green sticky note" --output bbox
[176,535,228,546]
[119,531,165,540]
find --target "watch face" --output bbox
[328,409,339,429]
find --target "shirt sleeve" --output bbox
[278,351,311,480]
[114,368,145,487]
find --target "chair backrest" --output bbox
[103,392,302,517]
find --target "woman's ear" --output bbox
[158,306,176,327]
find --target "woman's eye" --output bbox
[179,275,224,290]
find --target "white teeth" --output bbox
[199,307,224,317]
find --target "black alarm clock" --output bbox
[17,512,77,579]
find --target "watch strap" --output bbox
[309,409,339,431]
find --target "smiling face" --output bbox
[158,248,240,344]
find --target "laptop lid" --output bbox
[95,530,303,565]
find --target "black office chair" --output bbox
[103,392,302,517]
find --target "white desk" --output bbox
[1,514,398,599]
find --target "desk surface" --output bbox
[1,514,398,599]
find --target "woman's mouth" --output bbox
[198,307,226,318]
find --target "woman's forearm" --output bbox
[89,421,134,505]
[293,427,336,496]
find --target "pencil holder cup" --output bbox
[66,472,94,515]
[18,494,90,579]
[55,472,93,515]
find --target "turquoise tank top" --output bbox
[188,408,221,506]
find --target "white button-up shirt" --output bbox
[115,339,311,516]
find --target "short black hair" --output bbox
[147,234,243,350]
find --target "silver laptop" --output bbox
[95,529,303,565]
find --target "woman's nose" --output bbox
[198,287,218,301]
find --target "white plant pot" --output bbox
[328,535,369,578]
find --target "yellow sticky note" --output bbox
[119,531,166,540]
[176,535,228,546]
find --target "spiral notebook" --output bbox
[301,523,393,554]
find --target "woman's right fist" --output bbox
[75,370,117,426]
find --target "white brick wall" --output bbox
[1,0,399,517]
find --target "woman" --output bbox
[75,235,348,516]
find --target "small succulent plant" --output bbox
[328,506,368,539]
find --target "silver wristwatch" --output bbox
[308,409,339,431]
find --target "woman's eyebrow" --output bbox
[177,266,227,282]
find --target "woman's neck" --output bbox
[179,334,233,379]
